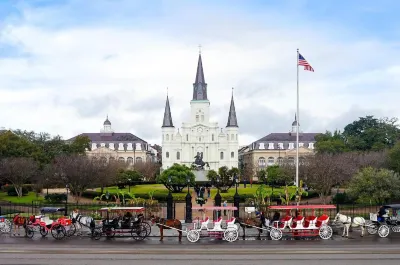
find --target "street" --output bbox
[1,235,400,264]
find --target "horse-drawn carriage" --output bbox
[92,207,149,240]
[0,216,11,234]
[24,207,73,240]
[186,206,239,243]
[368,204,400,238]
[268,205,335,240]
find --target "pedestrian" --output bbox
[207,187,211,198]
[223,200,227,216]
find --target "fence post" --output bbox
[185,191,192,223]
[166,192,173,219]
[233,191,240,218]
[214,191,222,220]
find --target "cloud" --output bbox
[0,0,399,146]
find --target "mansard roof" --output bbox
[67,133,147,143]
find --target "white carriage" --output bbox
[0,216,11,233]
[186,206,239,243]
[268,205,335,240]
[368,204,400,238]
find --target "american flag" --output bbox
[298,53,314,72]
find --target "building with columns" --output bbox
[161,53,239,171]
[239,115,321,173]
[67,117,158,164]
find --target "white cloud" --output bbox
[0,1,399,146]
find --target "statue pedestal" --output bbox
[192,170,208,182]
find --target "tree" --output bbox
[347,167,400,204]
[343,116,400,151]
[157,163,195,192]
[266,165,293,187]
[53,155,101,203]
[0,131,40,159]
[116,169,143,186]
[0,157,39,197]
[134,161,161,181]
[388,141,400,174]
[315,130,348,154]
[207,166,240,192]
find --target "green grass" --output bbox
[0,192,44,203]
[96,184,292,201]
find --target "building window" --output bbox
[299,142,304,147]
[212,134,214,141]
[231,134,234,140]
[258,157,266,168]
[267,157,275,165]
[277,157,283,164]
[288,157,295,164]
[199,137,201,142]
[100,157,107,165]
[220,152,224,160]
[186,134,189,141]
[166,134,169,141]
[136,157,143,163]
[171,134,173,141]
[127,157,133,164]
[231,152,234,158]
[308,142,314,149]
[177,152,180,160]
[118,157,125,163]
[166,152,169,158]
[268,143,274,149]
[201,115,204,122]
[227,134,229,140]
[278,143,284,149]
[236,134,238,140]
[259,143,265,149]
[299,157,305,164]
[288,143,294,149]
[196,115,199,122]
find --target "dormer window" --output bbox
[268,143,274,149]
[278,143,284,149]
[308,142,314,149]
[259,143,265,149]
[288,143,294,149]
[299,143,304,148]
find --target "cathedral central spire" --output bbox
[162,94,174,128]
[192,53,208,100]
[226,88,238,127]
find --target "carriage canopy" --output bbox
[40,207,66,214]
[269,205,336,210]
[98,207,145,212]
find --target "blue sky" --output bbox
[0,0,399,145]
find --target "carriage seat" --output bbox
[304,216,317,228]
[199,217,210,229]
[214,217,223,224]
[291,216,304,229]
[213,217,223,231]
[316,214,329,227]
[201,217,209,223]
[273,216,292,229]
[40,216,53,226]
[226,217,235,225]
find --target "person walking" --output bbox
[223,201,228,216]
[207,187,211,198]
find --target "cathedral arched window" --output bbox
[166,152,169,158]
[212,134,214,141]
[171,134,173,141]
[231,134,234,140]
[186,134,188,141]
[136,157,143,163]
[196,115,199,122]
[177,152,180,160]
[201,115,204,122]
[166,134,169,141]
[220,152,224,160]
[127,157,133,165]
[227,134,229,140]
[231,152,234,158]
[258,157,266,168]
[236,134,238,140]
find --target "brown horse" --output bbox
[150,215,182,242]
[12,214,33,236]
[235,217,264,240]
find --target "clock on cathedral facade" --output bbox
[161,53,239,171]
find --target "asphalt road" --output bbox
[2,235,400,265]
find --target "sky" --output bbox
[0,0,400,146]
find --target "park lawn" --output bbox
[0,192,44,203]
[96,184,294,200]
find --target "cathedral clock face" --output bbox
[197,127,203,133]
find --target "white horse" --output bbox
[333,213,366,237]
[70,210,96,235]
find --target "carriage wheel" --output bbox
[131,224,148,241]
[51,224,66,240]
[141,222,151,236]
[378,225,390,238]
[187,230,200,243]
[25,227,34,238]
[319,225,333,240]
[270,228,283,240]
[224,228,239,242]
[105,227,115,238]
[366,221,378,235]
[92,228,102,240]
[39,226,48,237]
[4,220,11,233]
[66,223,77,237]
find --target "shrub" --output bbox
[332,192,353,204]
[44,193,67,203]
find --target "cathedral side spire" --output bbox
[162,94,174,128]
[226,88,238,127]
[192,53,208,100]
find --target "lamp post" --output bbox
[105,191,110,205]
[128,178,131,193]
[64,184,69,216]
[214,175,222,219]
[167,176,173,219]
[336,183,340,213]
[45,178,49,196]
[233,174,240,218]
[185,175,192,223]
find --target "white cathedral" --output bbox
[161,53,239,171]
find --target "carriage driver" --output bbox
[377,206,388,222]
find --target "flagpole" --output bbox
[296,48,299,189]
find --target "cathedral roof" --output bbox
[162,95,174,128]
[226,90,238,127]
[192,53,208,100]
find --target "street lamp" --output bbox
[105,191,110,204]
[186,175,191,194]
[233,174,240,218]
[128,178,132,193]
[64,184,69,216]
[234,174,239,194]
[168,175,172,193]
[216,175,220,193]
[45,178,49,195]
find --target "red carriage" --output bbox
[268,205,335,240]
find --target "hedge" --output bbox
[45,193,67,203]
[4,186,29,196]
